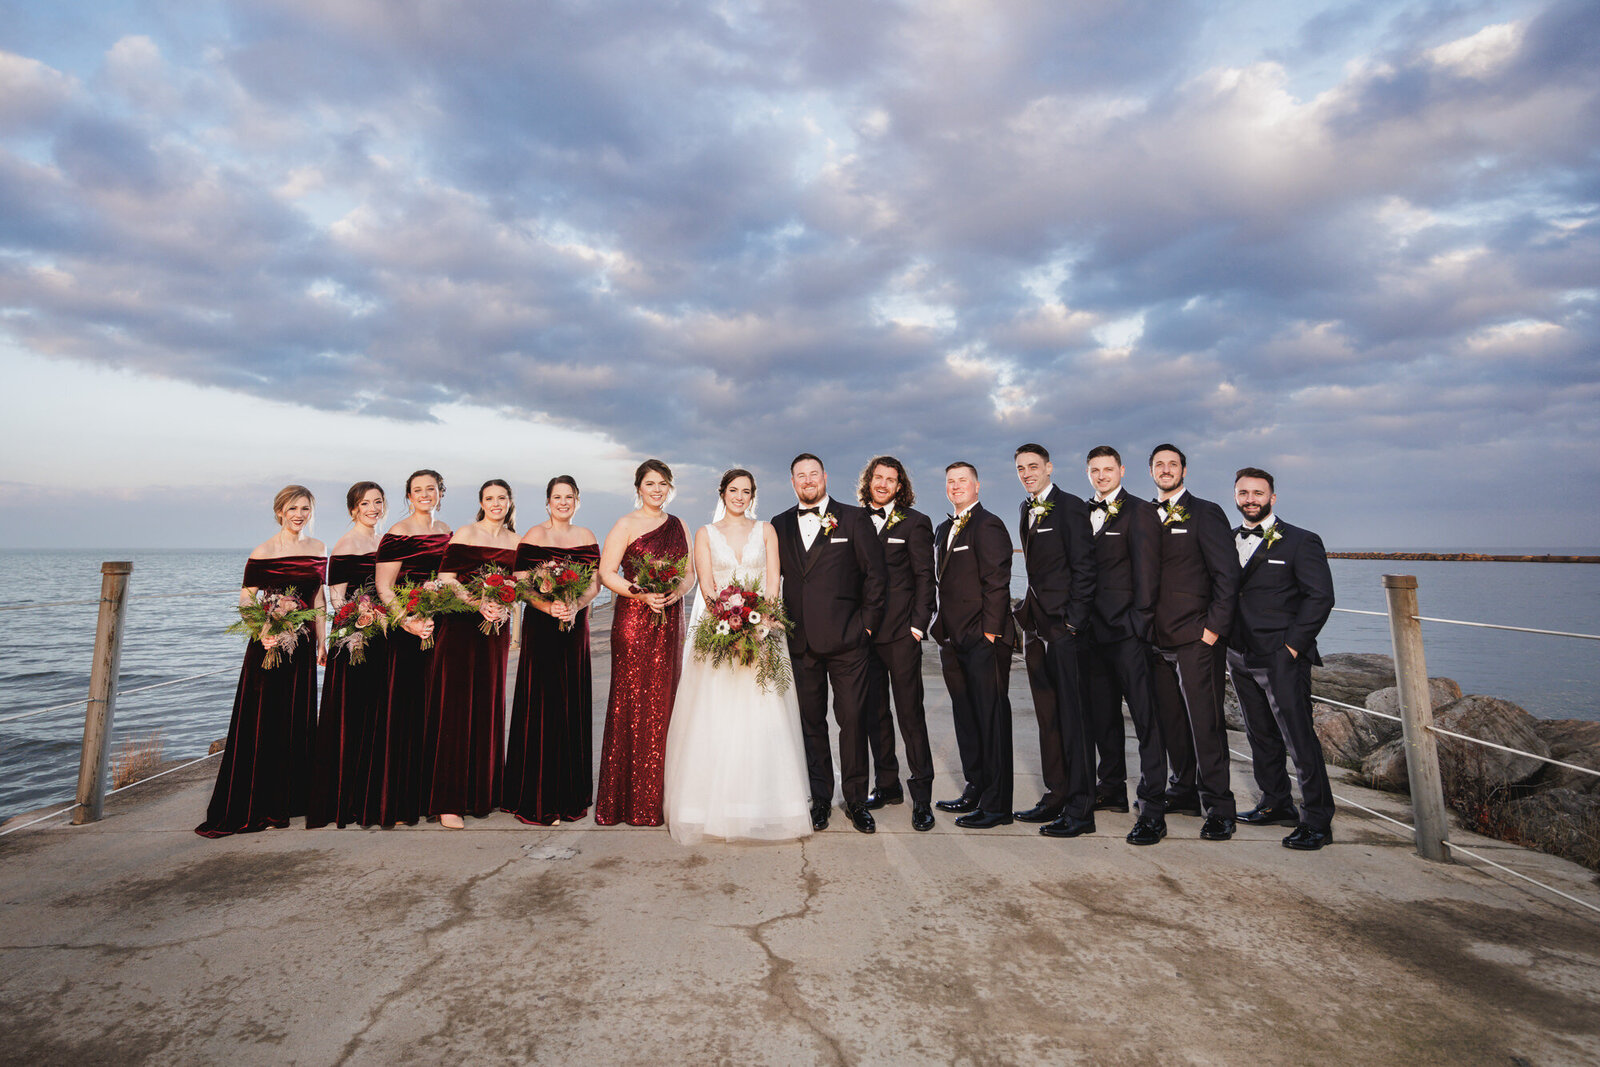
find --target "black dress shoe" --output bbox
[810,801,831,831]
[1282,824,1331,851]
[911,802,935,832]
[954,810,1013,829]
[1199,815,1236,841]
[935,786,981,813]
[1040,815,1096,838]
[1237,801,1299,827]
[1162,792,1203,816]
[1126,818,1167,846]
[845,803,876,834]
[865,784,904,810]
[1093,791,1130,813]
[1013,800,1064,823]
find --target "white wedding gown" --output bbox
[662,522,814,845]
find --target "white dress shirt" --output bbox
[1090,488,1121,535]
[1027,483,1055,526]
[799,495,831,551]
[947,502,977,549]
[1236,513,1278,566]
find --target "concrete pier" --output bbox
[4,606,1598,1064]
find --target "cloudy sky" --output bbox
[2,0,1596,550]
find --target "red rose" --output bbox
[498,588,515,603]
[560,568,577,582]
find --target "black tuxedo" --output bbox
[1014,486,1097,819]
[932,503,1016,816]
[863,505,937,804]
[775,498,888,807]
[1226,517,1336,831]
[1148,489,1239,819]
[1079,488,1167,819]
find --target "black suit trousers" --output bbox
[866,634,934,803]
[1226,646,1334,830]
[1021,629,1094,820]
[1080,635,1168,818]
[793,642,873,807]
[1151,641,1236,818]
[939,638,1013,815]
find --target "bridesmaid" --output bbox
[369,469,451,828]
[503,475,601,825]
[423,479,520,828]
[595,459,696,827]
[306,481,385,830]
[197,486,327,837]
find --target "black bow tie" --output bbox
[1236,525,1265,539]
[1089,498,1111,512]
[871,507,888,520]
[798,507,821,516]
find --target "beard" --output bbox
[796,485,825,506]
[1236,499,1272,523]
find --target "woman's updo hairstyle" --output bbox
[272,484,315,523]
[719,468,755,498]
[547,475,579,499]
[405,469,445,499]
[633,458,673,489]
[345,480,386,517]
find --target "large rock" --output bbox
[1500,789,1600,869]
[1530,719,1600,795]
[1314,701,1387,769]
[1360,695,1551,793]
[1312,653,1396,708]
[1363,678,1463,746]
[1360,740,1410,793]
[1223,678,1244,732]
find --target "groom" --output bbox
[775,453,888,834]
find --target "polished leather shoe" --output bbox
[1126,818,1168,846]
[1237,801,1299,827]
[1199,815,1236,840]
[865,783,904,810]
[1093,791,1129,813]
[954,810,1013,829]
[1040,815,1096,838]
[845,803,876,834]
[1013,800,1064,823]
[935,786,981,813]
[911,802,935,832]
[810,801,831,831]
[1162,792,1203,816]
[1282,824,1331,851]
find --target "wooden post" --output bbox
[73,561,133,825]
[1382,574,1450,862]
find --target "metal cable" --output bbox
[0,801,78,837]
[1329,606,1597,641]
[1426,724,1600,779]
[0,667,234,725]
[103,750,221,796]
[0,589,236,611]
[1443,841,1600,917]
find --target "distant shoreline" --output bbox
[1328,552,1600,563]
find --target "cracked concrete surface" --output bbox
[4,609,1600,1064]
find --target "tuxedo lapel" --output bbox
[1018,499,1032,550]
[1240,522,1278,584]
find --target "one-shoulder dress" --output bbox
[306,552,379,830]
[502,543,600,824]
[595,517,687,827]
[365,532,449,827]
[197,554,327,837]
[422,542,518,819]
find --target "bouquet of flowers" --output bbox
[691,580,793,694]
[326,584,390,665]
[628,550,689,627]
[528,558,596,632]
[459,564,524,636]
[387,579,462,650]
[227,590,321,669]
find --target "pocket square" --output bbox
[1104,531,1122,536]
[952,545,970,552]
[1171,528,1188,534]
[1036,527,1053,533]
[887,537,905,544]
[1267,558,1287,565]
[830,537,848,543]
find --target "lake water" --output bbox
[2,549,1596,822]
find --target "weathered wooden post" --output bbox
[73,561,133,825]
[1383,574,1450,862]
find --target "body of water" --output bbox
[2,549,1597,822]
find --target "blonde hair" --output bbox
[272,484,315,522]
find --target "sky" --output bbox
[1,0,1596,551]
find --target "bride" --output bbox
[662,468,814,845]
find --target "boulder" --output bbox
[1312,653,1396,708]
[1362,678,1463,745]
[1359,695,1551,793]
[1223,678,1244,732]
[1360,740,1410,793]
[1314,701,1386,769]
[1529,719,1600,795]
[1500,789,1600,868]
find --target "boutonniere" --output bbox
[1103,497,1123,520]
[949,511,972,538]
[1263,524,1283,550]
[884,509,906,531]
[1028,498,1055,521]
[1161,502,1189,526]
[819,512,839,535]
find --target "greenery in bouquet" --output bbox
[628,550,689,627]
[227,590,321,669]
[326,584,390,665]
[459,564,524,635]
[691,580,793,694]
[528,558,597,632]
[387,578,467,650]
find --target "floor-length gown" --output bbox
[502,543,600,824]
[594,517,687,826]
[197,554,327,837]
[364,532,449,827]
[306,552,379,829]
[663,524,813,844]
[423,543,518,819]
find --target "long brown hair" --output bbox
[475,478,517,532]
[857,456,915,510]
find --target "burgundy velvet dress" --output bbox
[306,552,379,830]
[422,543,518,819]
[364,532,449,827]
[197,554,327,838]
[502,543,600,824]
[595,518,687,827]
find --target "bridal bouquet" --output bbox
[628,550,689,627]
[327,585,389,665]
[691,580,793,694]
[529,558,596,632]
[458,564,524,636]
[228,590,321,669]
[387,579,461,650]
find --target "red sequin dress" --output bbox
[594,518,687,826]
